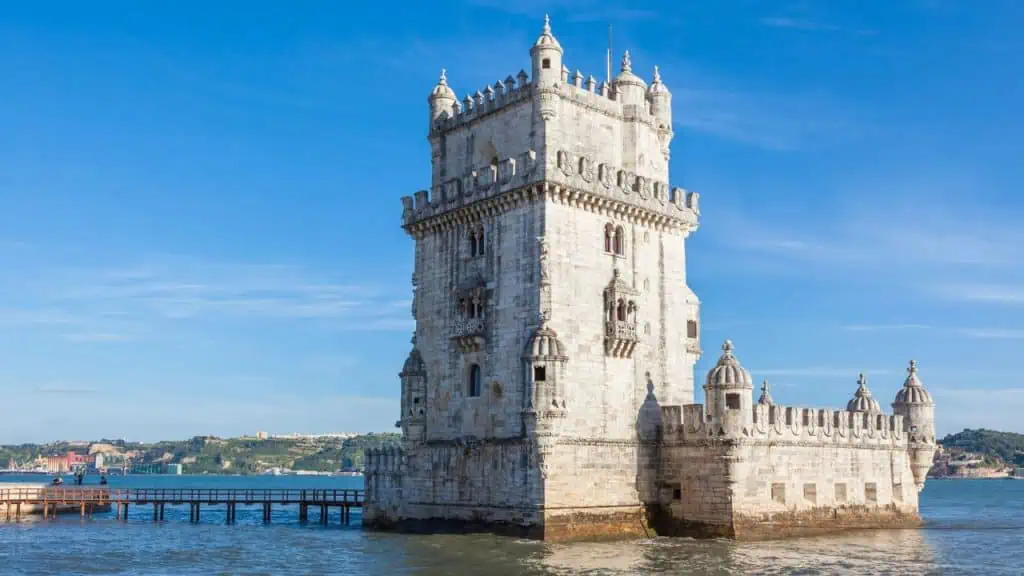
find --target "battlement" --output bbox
[364,446,404,476]
[430,70,533,135]
[660,402,907,448]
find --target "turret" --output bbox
[399,339,427,443]
[530,15,563,89]
[846,373,882,413]
[428,69,456,124]
[647,65,672,128]
[892,360,937,490]
[612,51,648,109]
[703,340,753,436]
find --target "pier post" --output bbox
[81,503,86,519]
[5,502,9,522]
[299,502,307,523]
[122,503,129,521]
[153,503,158,522]
[159,503,165,521]
[14,503,20,522]
[262,502,271,524]
[320,504,328,525]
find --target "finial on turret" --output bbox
[722,339,734,355]
[653,65,661,83]
[543,14,551,34]
[758,380,774,405]
[439,69,448,85]
[857,372,867,389]
[621,50,632,73]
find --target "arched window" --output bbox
[616,299,626,322]
[627,301,637,322]
[468,364,482,397]
[613,226,625,255]
[476,228,485,256]
[468,230,478,257]
[604,224,613,253]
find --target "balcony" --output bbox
[451,317,486,352]
[686,338,702,356]
[604,320,638,358]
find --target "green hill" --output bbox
[938,428,1024,467]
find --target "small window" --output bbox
[686,320,698,339]
[469,231,478,257]
[616,300,626,322]
[835,483,847,503]
[893,483,903,502]
[672,487,682,500]
[865,482,877,504]
[803,483,817,504]
[802,409,809,426]
[534,366,546,382]
[725,393,741,410]
[542,58,551,69]
[468,364,482,397]
[771,483,786,505]
[613,226,625,255]
[476,229,485,256]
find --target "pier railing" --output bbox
[0,487,364,525]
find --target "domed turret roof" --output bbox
[429,69,456,102]
[705,340,752,389]
[894,360,934,406]
[523,320,567,361]
[532,15,562,53]
[647,66,669,95]
[401,347,425,376]
[847,373,882,412]
[613,51,647,89]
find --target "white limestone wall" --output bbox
[731,442,919,517]
[414,202,542,442]
[544,201,695,439]
[435,100,538,189]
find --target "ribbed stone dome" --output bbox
[705,340,752,389]
[894,360,934,405]
[847,373,882,412]
[429,69,456,101]
[532,15,562,52]
[647,66,670,95]
[523,322,567,361]
[613,51,647,89]
[401,348,425,376]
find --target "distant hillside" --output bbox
[938,428,1024,466]
[0,433,401,475]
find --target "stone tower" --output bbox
[367,17,935,541]
[378,16,700,540]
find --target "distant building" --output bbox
[256,431,268,440]
[166,463,183,475]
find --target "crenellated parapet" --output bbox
[430,70,532,135]
[659,401,908,449]
[365,446,404,477]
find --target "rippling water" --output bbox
[0,475,1019,575]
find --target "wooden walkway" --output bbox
[0,487,364,525]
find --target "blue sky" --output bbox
[2,1,1022,443]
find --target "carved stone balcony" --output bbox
[604,320,638,358]
[451,317,486,352]
[686,338,702,356]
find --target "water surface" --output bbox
[0,475,1018,575]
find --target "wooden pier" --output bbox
[0,487,363,525]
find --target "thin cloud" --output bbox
[34,385,97,395]
[751,367,891,378]
[843,324,931,332]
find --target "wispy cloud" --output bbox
[0,253,413,342]
[751,367,891,378]
[34,385,97,395]
[463,0,658,22]
[761,16,878,36]
[843,324,931,332]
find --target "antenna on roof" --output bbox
[606,24,613,84]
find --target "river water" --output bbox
[0,475,1018,575]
